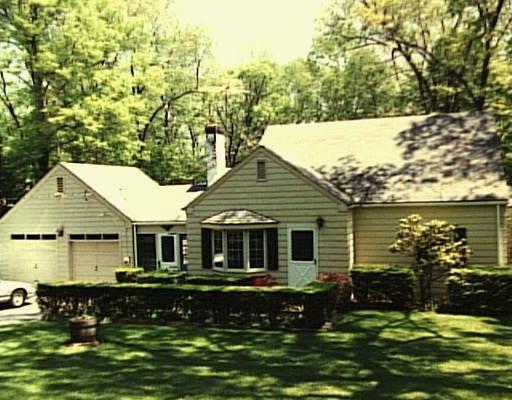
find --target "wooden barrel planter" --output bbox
[69,316,98,344]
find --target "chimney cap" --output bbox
[205,123,224,135]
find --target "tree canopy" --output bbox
[0,0,511,208]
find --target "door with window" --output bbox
[287,225,317,287]
[157,233,179,270]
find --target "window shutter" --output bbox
[266,228,278,270]
[201,228,213,269]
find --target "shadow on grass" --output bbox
[0,310,511,399]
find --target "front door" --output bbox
[287,225,318,287]
[157,233,179,270]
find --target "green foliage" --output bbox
[351,264,415,309]
[135,271,187,284]
[36,280,338,329]
[389,214,470,307]
[114,267,144,283]
[443,266,512,315]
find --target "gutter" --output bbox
[349,200,508,208]
[497,204,504,266]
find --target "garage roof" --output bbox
[61,163,204,223]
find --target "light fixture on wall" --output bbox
[162,225,174,231]
[316,216,325,229]
[56,226,64,237]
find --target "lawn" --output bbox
[0,310,511,399]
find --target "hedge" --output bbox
[114,268,264,286]
[351,264,415,309]
[36,281,338,330]
[115,267,144,283]
[442,267,512,315]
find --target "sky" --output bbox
[173,0,329,68]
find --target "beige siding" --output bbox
[354,204,506,266]
[186,149,350,284]
[0,165,133,281]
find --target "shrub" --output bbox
[351,264,415,309]
[115,267,143,283]
[136,271,187,284]
[442,267,512,315]
[184,274,257,286]
[389,214,470,308]
[318,272,353,307]
[36,281,338,330]
[251,274,278,287]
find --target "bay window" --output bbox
[212,229,267,271]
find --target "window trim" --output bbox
[211,229,267,273]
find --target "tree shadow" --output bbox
[315,113,506,203]
[0,311,511,399]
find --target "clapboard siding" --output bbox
[0,165,133,281]
[187,148,350,284]
[354,205,506,266]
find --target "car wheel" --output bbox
[10,289,26,308]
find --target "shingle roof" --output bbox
[61,162,204,222]
[202,209,278,225]
[260,112,509,204]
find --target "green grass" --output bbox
[1,310,511,399]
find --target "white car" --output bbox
[0,279,36,308]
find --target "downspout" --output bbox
[132,224,138,267]
[496,205,503,266]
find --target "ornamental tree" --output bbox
[389,214,471,308]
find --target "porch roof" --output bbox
[201,210,278,225]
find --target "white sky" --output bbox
[173,0,328,68]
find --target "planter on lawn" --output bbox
[69,316,98,343]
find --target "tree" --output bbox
[0,0,212,198]
[318,0,512,113]
[389,214,470,308]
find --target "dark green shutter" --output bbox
[266,228,278,271]
[201,228,212,269]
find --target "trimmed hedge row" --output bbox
[442,267,512,315]
[115,268,261,286]
[36,281,338,330]
[351,264,415,309]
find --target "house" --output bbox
[0,162,207,282]
[0,124,230,283]
[185,112,510,286]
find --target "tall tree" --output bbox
[318,0,512,113]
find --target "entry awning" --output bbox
[201,210,278,225]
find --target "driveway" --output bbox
[0,301,41,326]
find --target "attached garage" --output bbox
[8,235,59,283]
[70,238,121,282]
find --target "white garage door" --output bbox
[71,241,120,282]
[8,240,59,283]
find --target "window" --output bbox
[212,229,267,271]
[454,227,467,242]
[291,230,314,262]
[56,177,64,193]
[11,233,57,240]
[160,236,176,263]
[256,160,266,181]
[213,230,224,268]
[70,233,119,241]
[227,230,244,269]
